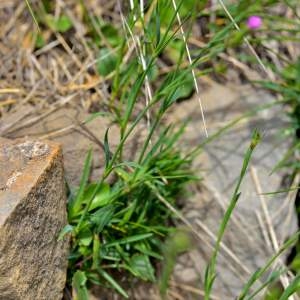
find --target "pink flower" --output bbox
[247,16,262,30]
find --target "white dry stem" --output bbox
[195,219,251,276]
[255,210,272,252]
[250,166,294,298]
[140,0,144,18]
[129,0,136,21]
[150,184,252,280]
[0,88,21,94]
[203,181,267,256]
[171,0,208,138]
[52,51,73,80]
[170,281,220,300]
[138,0,151,131]
[34,40,60,56]
[120,10,152,139]
[270,174,300,231]
[30,54,55,87]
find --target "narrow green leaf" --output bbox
[155,2,161,47]
[104,128,110,168]
[92,234,101,270]
[98,268,128,298]
[238,231,300,299]
[105,233,153,248]
[72,271,89,300]
[204,130,261,300]
[69,149,93,220]
[84,183,111,211]
[246,269,285,300]
[271,141,300,174]
[25,0,40,31]
[134,243,163,260]
[279,274,300,300]
[90,204,116,233]
[129,254,155,281]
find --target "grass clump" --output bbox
[40,1,206,296]
[65,125,196,297]
[204,130,262,300]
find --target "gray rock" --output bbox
[0,138,69,300]
[168,81,298,298]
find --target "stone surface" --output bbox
[0,104,144,187]
[169,80,298,298]
[0,138,69,300]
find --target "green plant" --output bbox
[24,0,300,299]
[66,124,196,297]
[55,1,218,296]
[204,130,261,300]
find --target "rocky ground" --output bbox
[0,1,299,299]
[1,77,297,299]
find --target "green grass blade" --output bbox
[204,130,261,300]
[279,274,300,300]
[72,270,89,300]
[92,234,101,270]
[238,231,300,299]
[25,0,40,31]
[261,186,300,195]
[270,141,300,174]
[104,128,111,168]
[104,233,153,248]
[69,149,93,220]
[245,269,285,300]
[98,268,128,298]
